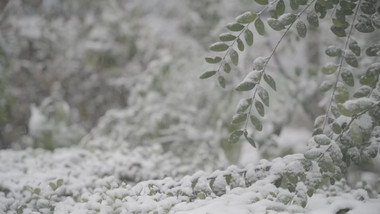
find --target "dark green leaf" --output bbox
[219,33,237,42]
[349,40,361,56]
[365,44,380,56]
[218,76,226,88]
[325,45,342,57]
[255,0,268,5]
[355,15,375,33]
[229,130,244,144]
[235,80,255,91]
[34,188,41,195]
[57,179,63,187]
[267,18,285,31]
[341,68,355,86]
[255,100,265,117]
[322,63,338,75]
[367,62,380,76]
[331,25,347,37]
[290,0,299,10]
[205,56,222,64]
[200,71,217,79]
[344,51,358,67]
[236,12,257,24]
[263,74,276,91]
[296,21,307,38]
[257,86,269,107]
[332,122,342,134]
[361,1,376,15]
[372,13,380,28]
[244,29,254,46]
[232,113,247,124]
[244,131,256,148]
[226,22,245,31]
[250,115,263,131]
[279,13,297,26]
[209,42,229,52]
[315,2,327,18]
[304,149,322,160]
[333,18,349,29]
[276,0,285,16]
[236,98,253,113]
[223,62,231,73]
[307,11,319,27]
[255,18,265,35]
[353,85,371,98]
[237,38,244,51]
[230,49,238,66]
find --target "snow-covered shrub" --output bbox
[202,0,380,208]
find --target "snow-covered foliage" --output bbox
[0,0,380,213]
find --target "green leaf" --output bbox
[223,62,231,73]
[200,71,216,79]
[236,98,253,113]
[325,45,342,57]
[337,103,352,116]
[255,18,265,35]
[244,29,254,46]
[250,115,263,131]
[353,85,371,98]
[205,56,222,64]
[365,44,380,56]
[372,13,380,28]
[360,73,378,86]
[232,113,247,124]
[209,42,229,52]
[218,76,226,88]
[279,13,297,26]
[49,182,57,191]
[255,100,265,117]
[332,18,349,29]
[237,38,244,51]
[307,11,319,27]
[335,83,349,103]
[267,18,285,31]
[331,25,347,37]
[290,0,299,10]
[349,40,361,56]
[360,1,376,15]
[332,122,342,134]
[244,131,256,148]
[344,51,358,67]
[314,134,331,145]
[315,2,327,18]
[322,63,338,75]
[355,15,375,33]
[341,68,355,86]
[255,0,268,5]
[33,188,41,195]
[367,62,380,76]
[235,80,255,91]
[219,33,237,42]
[304,149,322,160]
[57,179,63,187]
[257,86,269,107]
[226,22,245,31]
[276,0,285,16]
[319,80,333,92]
[230,49,239,66]
[229,130,244,144]
[236,11,257,24]
[296,21,307,38]
[263,74,276,91]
